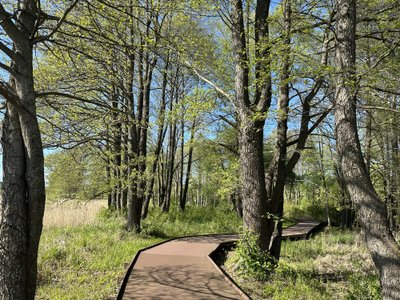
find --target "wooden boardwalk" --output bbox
[282,220,324,240]
[116,220,324,300]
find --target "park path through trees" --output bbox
[116,221,324,299]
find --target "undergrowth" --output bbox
[228,231,276,281]
[36,204,241,299]
[225,228,381,300]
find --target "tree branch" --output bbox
[183,60,235,104]
[36,91,115,111]
[0,3,25,46]
[0,41,14,59]
[359,105,400,114]
[33,0,79,44]
[0,61,14,75]
[218,114,239,131]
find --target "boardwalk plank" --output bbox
[117,221,324,299]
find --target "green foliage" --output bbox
[229,231,276,281]
[346,274,381,300]
[142,204,242,238]
[45,149,107,201]
[284,200,340,223]
[226,229,381,300]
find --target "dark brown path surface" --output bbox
[117,221,324,300]
[282,220,324,239]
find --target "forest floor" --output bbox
[224,228,381,300]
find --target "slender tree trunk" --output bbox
[106,153,113,208]
[121,123,129,210]
[268,0,291,260]
[317,134,331,227]
[142,55,169,218]
[179,119,185,209]
[364,109,372,174]
[163,116,177,212]
[180,119,196,210]
[334,1,400,298]
[390,96,400,232]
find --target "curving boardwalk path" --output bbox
[116,220,324,300]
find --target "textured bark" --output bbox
[268,0,291,260]
[231,0,271,251]
[334,1,400,298]
[238,118,269,250]
[0,2,45,299]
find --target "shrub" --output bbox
[231,231,276,281]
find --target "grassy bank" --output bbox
[225,228,380,300]
[37,202,241,299]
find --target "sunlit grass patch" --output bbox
[43,199,107,228]
[37,203,242,299]
[225,228,380,300]
[142,204,242,237]
[37,216,163,299]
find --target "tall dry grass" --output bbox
[43,199,107,228]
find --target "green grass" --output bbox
[37,204,241,299]
[225,228,381,300]
[142,205,242,237]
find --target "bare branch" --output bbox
[183,60,234,104]
[360,105,400,114]
[0,41,14,59]
[33,0,79,44]
[0,61,14,75]
[218,114,239,131]
[0,3,25,45]
[362,85,400,96]
[36,91,114,111]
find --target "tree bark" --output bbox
[0,2,46,299]
[231,0,271,251]
[180,119,196,210]
[142,55,169,218]
[334,1,400,298]
[268,0,291,259]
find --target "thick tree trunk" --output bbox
[334,1,400,298]
[1,103,30,300]
[239,118,269,250]
[0,2,45,299]
[231,0,270,251]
